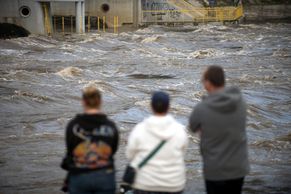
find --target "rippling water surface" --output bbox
[0,23,291,194]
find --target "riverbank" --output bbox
[243,4,291,22]
[212,0,291,22]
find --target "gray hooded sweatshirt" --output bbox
[189,86,249,181]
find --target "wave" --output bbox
[77,79,118,96]
[0,49,29,56]
[141,35,163,43]
[194,24,229,34]
[7,35,58,48]
[12,90,52,103]
[252,137,291,150]
[55,67,83,78]
[272,48,291,57]
[188,48,224,59]
[239,74,277,84]
[135,25,164,34]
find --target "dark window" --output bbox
[101,4,110,13]
[19,6,31,17]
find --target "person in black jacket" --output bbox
[61,85,119,194]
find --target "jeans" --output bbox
[205,177,244,194]
[134,190,183,194]
[69,169,116,194]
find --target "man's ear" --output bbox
[82,99,86,108]
[203,80,209,91]
[98,100,102,109]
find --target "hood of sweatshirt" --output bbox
[204,86,242,113]
[143,115,177,140]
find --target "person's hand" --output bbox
[61,178,68,193]
[197,129,202,138]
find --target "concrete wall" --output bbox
[50,0,205,27]
[51,0,134,27]
[141,0,181,23]
[141,0,203,23]
[142,0,175,10]
[0,0,46,34]
[244,4,291,21]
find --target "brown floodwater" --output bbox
[0,23,290,194]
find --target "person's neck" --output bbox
[84,108,101,114]
[154,113,168,117]
[208,86,224,94]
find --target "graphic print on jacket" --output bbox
[72,124,114,169]
[61,114,119,174]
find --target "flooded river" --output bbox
[0,23,291,194]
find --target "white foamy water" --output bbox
[56,67,83,78]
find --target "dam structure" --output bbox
[0,0,243,35]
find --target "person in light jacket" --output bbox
[126,91,188,194]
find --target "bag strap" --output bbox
[137,140,167,169]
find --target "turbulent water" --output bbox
[0,23,291,194]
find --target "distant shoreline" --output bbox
[242,4,291,22]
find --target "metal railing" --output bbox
[52,15,119,34]
[141,5,243,23]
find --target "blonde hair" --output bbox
[82,85,101,108]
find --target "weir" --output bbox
[0,0,243,36]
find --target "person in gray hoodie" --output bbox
[189,65,249,194]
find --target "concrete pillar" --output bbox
[133,0,141,27]
[75,1,85,33]
[81,1,85,32]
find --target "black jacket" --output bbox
[61,113,119,174]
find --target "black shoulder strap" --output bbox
[137,140,167,169]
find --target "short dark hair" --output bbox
[203,65,225,87]
[82,86,101,108]
[151,91,170,114]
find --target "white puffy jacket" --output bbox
[126,115,188,192]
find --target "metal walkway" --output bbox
[167,0,205,18]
